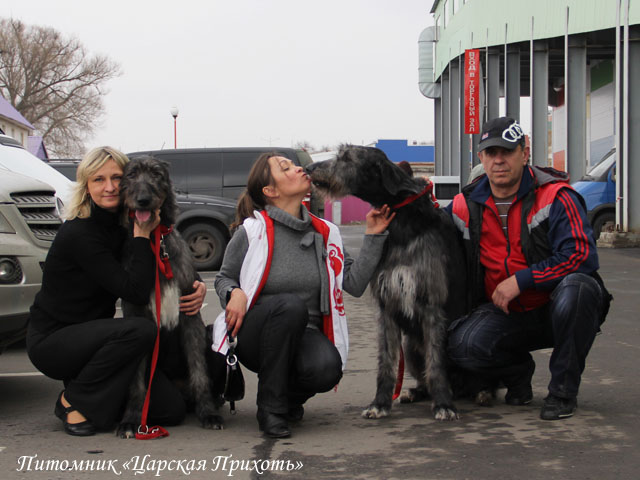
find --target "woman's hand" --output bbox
[133,208,162,239]
[365,204,396,235]
[225,288,248,337]
[179,280,207,316]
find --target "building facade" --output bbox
[420,0,640,233]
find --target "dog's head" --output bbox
[119,155,178,226]
[305,145,423,207]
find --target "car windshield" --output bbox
[586,150,615,179]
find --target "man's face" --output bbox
[478,145,529,193]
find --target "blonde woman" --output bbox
[27,146,204,436]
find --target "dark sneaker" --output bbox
[540,394,577,420]
[504,360,535,405]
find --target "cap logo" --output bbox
[502,122,524,143]
[481,132,489,140]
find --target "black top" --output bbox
[29,205,155,334]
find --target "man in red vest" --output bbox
[446,117,611,420]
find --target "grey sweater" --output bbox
[214,205,387,327]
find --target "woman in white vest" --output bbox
[213,152,394,438]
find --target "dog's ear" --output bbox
[159,164,179,225]
[381,160,405,196]
[160,187,178,225]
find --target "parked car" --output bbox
[0,135,72,205]
[0,135,70,352]
[0,170,64,352]
[127,147,322,216]
[46,159,235,270]
[429,175,460,208]
[572,149,616,239]
[174,194,236,270]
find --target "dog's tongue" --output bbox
[135,210,151,223]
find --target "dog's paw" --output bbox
[474,389,495,407]
[399,386,430,404]
[116,422,136,439]
[362,404,390,419]
[201,414,224,430]
[433,405,459,421]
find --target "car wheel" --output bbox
[180,223,227,271]
[592,212,615,240]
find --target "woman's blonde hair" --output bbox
[64,146,129,220]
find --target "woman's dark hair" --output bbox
[231,151,281,230]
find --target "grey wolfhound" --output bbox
[116,156,223,438]
[306,146,467,421]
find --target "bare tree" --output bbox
[293,140,315,152]
[0,18,120,157]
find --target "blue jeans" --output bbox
[447,273,605,399]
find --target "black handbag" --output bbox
[223,334,245,414]
[205,326,245,414]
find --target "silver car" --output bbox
[0,139,67,352]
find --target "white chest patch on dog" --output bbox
[149,283,181,330]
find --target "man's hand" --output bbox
[179,280,207,316]
[492,275,520,314]
[225,288,248,337]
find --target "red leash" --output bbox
[135,225,173,440]
[392,347,405,401]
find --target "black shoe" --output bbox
[54,391,96,436]
[540,394,577,420]
[257,408,291,438]
[286,404,304,423]
[504,360,535,406]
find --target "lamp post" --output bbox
[170,107,179,149]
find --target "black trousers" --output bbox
[236,294,343,414]
[447,273,605,399]
[27,316,186,429]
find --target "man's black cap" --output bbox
[478,117,525,152]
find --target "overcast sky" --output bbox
[3,0,436,155]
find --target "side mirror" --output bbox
[610,167,616,183]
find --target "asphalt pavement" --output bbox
[0,224,639,480]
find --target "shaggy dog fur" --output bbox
[307,146,469,420]
[116,156,223,438]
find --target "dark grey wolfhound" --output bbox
[306,146,467,420]
[116,156,223,438]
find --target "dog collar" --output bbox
[392,181,439,210]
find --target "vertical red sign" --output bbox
[464,49,480,134]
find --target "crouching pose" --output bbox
[213,152,394,438]
[446,117,612,420]
[26,147,206,436]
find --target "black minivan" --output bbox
[127,147,321,215]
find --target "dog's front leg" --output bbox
[423,308,458,421]
[117,358,148,438]
[362,312,401,419]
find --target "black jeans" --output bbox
[236,293,343,414]
[27,317,186,429]
[447,273,605,399]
